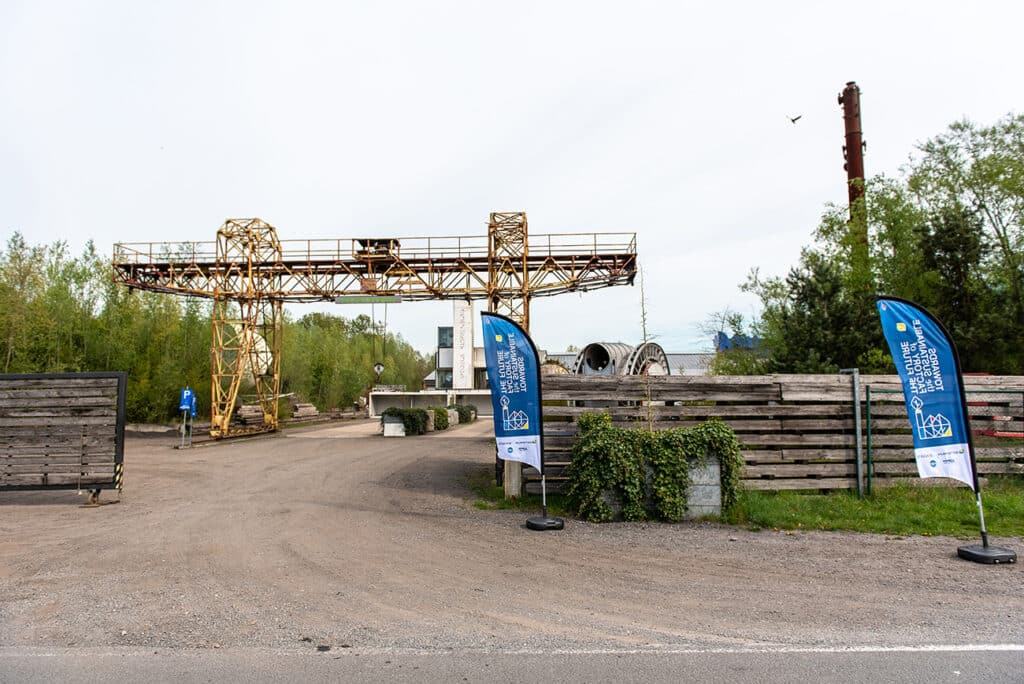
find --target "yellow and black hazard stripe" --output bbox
[115,463,124,492]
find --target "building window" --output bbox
[438,326,453,349]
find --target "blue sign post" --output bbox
[178,387,196,448]
[179,388,196,415]
[481,312,563,531]
[877,296,1015,564]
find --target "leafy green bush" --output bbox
[380,406,430,435]
[448,404,477,423]
[565,413,743,523]
[429,405,449,430]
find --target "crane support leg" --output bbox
[210,219,283,438]
[488,212,529,497]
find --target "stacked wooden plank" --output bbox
[535,374,1023,494]
[236,404,265,425]
[290,402,320,419]
[1,373,125,491]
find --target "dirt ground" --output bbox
[1,418,1021,652]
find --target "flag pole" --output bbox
[964,406,989,549]
[956,430,1011,562]
[541,474,548,518]
[956,361,1009,562]
[526,367,563,531]
[947,311,1011,562]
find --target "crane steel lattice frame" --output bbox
[113,214,637,438]
[487,212,531,330]
[210,219,283,437]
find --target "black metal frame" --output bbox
[0,371,127,492]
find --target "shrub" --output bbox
[380,407,431,435]
[448,403,477,423]
[429,406,449,430]
[565,412,743,523]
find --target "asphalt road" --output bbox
[1,418,1021,681]
[2,647,1023,682]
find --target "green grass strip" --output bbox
[721,477,1024,538]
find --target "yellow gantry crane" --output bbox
[113,212,637,438]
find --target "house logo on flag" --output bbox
[500,396,529,431]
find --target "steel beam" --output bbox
[112,213,638,440]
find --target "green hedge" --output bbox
[565,412,743,523]
[380,407,430,435]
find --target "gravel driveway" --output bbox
[1,418,1020,653]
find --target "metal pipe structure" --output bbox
[573,343,636,375]
[838,81,865,207]
[838,80,870,291]
[840,368,864,498]
[572,342,670,376]
[624,342,671,376]
[570,342,671,413]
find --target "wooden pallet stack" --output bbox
[236,404,265,426]
[534,374,1023,494]
[290,402,320,419]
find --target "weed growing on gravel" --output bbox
[722,477,1024,538]
[466,465,568,515]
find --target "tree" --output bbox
[281,312,431,410]
[0,235,434,419]
[0,234,47,372]
[746,251,880,373]
[703,308,768,375]
[907,115,1024,329]
[730,113,1024,376]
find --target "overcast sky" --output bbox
[2,1,1021,356]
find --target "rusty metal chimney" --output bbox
[838,80,870,291]
[838,81,865,208]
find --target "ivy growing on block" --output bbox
[565,412,743,523]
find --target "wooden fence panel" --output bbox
[536,374,1024,493]
[1,373,126,493]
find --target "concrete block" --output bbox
[598,454,722,520]
[685,455,721,519]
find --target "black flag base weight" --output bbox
[526,515,564,531]
[958,544,1016,564]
